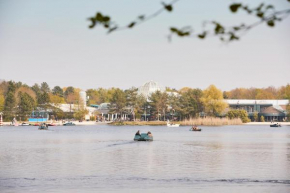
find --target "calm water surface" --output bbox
[0,125,289,193]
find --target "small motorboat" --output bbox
[134,133,153,141]
[189,126,202,131]
[270,123,281,127]
[167,120,180,127]
[63,122,76,126]
[48,123,56,126]
[38,123,48,130]
[21,122,30,126]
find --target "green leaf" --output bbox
[96,12,103,21]
[233,26,240,31]
[170,27,178,32]
[162,3,173,12]
[229,3,242,13]
[213,22,225,34]
[229,33,239,41]
[103,16,110,22]
[256,12,264,18]
[267,20,275,27]
[128,22,136,28]
[88,17,96,29]
[198,32,206,39]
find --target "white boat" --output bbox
[167,120,180,127]
[21,122,30,126]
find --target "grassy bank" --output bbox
[109,121,167,126]
[109,117,243,126]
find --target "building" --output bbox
[138,80,166,101]
[226,99,289,122]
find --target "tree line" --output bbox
[0,80,289,122]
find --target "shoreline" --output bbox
[1,121,289,126]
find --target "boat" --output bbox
[189,126,202,131]
[38,123,48,130]
[63,122,76,126]
[21,122,30,126]
[270,123,281,127]
[48,123,56,126]
[167,120,180,127]
[134,133,153,141]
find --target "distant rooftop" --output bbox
[225,99,289,106]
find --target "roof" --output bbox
[225,99,289,106]
[260,106,285,115]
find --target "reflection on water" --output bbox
[0,125,290,193]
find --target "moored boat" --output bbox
[38,123,48,130]
[270,123,281,127]
[167,120,180,127]
[189,126,202,131]
[63,122,76,126]
[21,122,30,126]
[134,132,153,141]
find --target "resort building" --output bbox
[225,99,289,122]
[138,80,166,101]
[138,80,179,101]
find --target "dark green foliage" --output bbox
[31,84,41,95]
[7,81,16,93]
[178,89,203,118]
[162,3,173,12]
[170,27,191,37]
[149,91,168,120]
[226,109,250,123]
[267,20,275,27]
[17,92,36,120]
[128,22,135,28]
[109,88,126,114]
[229,3,242,13]
[198,32,206,39]
[64,86,75,98]
[41,82,50,93]
[4,92,16,121]
[52,86,64,97]
[38,92,50,105]
[88,1,290,43]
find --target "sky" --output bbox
[0,0,289,91]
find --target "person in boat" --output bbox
[147,131,153,137]
[135,130,141,136]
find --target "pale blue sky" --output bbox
[0,0,289,91]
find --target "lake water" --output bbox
[0,125,290,193]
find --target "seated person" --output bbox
[147,131,153,137]
[135,130,141,136]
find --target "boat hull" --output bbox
[167,124,180,127]
[38,126,48,130]
[270,124,281,127]
[134,133,153,141]
[189,127,202,131]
